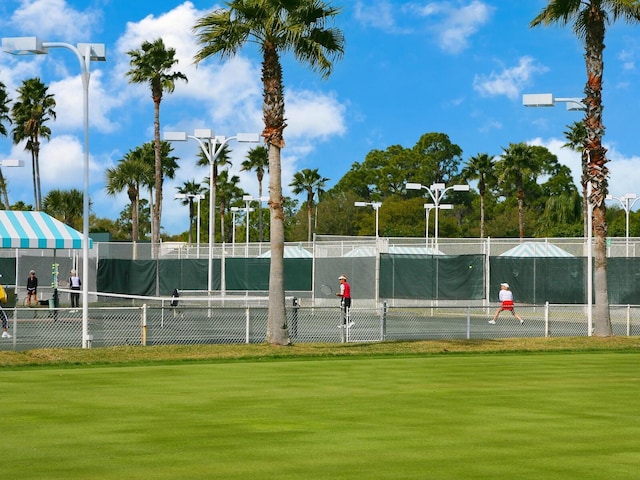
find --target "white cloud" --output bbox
[354,0,398,32]
[356,1,493,53]
[10,0,100,41]
[473,56,548,100]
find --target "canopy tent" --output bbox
[259,245,313,258]
[499,241,573,258]
[344,246,445,257]
[0,211,91,249]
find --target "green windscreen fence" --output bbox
[0,258,16,285]
[606,258,640,304]
[96,255,640,304]
[97,258,311,295]
[380,254,485,300]
[489,257,586,304]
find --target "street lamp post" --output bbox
[242,195,268,246]
[406,182,469,251]
[522,91,595,333]
[164,130,259,293]
[423,203,435,249]
[175,193,205,247]
[522,93,585,111]
[606,193,639,257]
[354,201,382,238]
[3,36,105,349]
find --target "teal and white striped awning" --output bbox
[344,246,445,257]
[499,242,573,257]
[0,211,91,249]
[259,245,313,258]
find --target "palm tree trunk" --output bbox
[31,152,38,210]
[266,143,290,345]
[0,169,9,209]
[517,188,524,240]
[152,100,162,251]
[258,181,264,242]
[263,44,290,345]
[307,197,312,242]
[584,6,611,336]
[479,188,485,239]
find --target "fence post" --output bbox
[142,304,147,346]
[544,302,549,337]
[381,301,388,341]
[466,306,471,340]
[627,305,631,336]
[245,307,250,344]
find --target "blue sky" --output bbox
[1,0,640,236]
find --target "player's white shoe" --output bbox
[488,320,496,325]
[2,331,11,338]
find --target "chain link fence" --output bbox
[2,302,640,351]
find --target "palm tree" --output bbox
[289,168,329,242]
[216,170,243,243]
[562,121,589,237]
[194,0,344,345]
[531,1,640,336]
[241,145,269,241]
[0,81,12,209]
[11,78,56,210]
[126,38,188,249]
[495,143,540,240]
[461,153,495,238]
[42,188,84,228]
[105,148,154,242]
[176,180,207,243]
[197,143,232,243]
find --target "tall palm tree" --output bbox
[496,144,534,239]
[216,169,243,243]
[176,180,207,243]
[531,1,640,336]
[105,148,154,242]
[241,145,269,241]
[11,78,56,210]
[126,38,187,248]
[194,0,344,345]
[461,153,495,238]
[197,143,232,243]
[289,168,329,242]
[562,121,589,237]
[42,188,84,228]
[0,81,12,209]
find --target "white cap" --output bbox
[338,274,347,280]
[500,282,509,288]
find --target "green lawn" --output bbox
[2,347,639,479]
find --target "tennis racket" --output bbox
[320,284,333,296]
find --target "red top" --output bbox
[341,281,351,299]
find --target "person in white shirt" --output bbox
[69,270,82,309]
[489,282,523,325]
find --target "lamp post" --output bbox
[606,193,639,257]
[522,93,585,111]
[164,130,259,293]
[175,193,205,247]
[354,201,382,238]
[522,92,594,334]
[242,195,268,245]
[3,36,106,349]
[406,182,468,251]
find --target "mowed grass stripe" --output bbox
[2,352,639,479]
